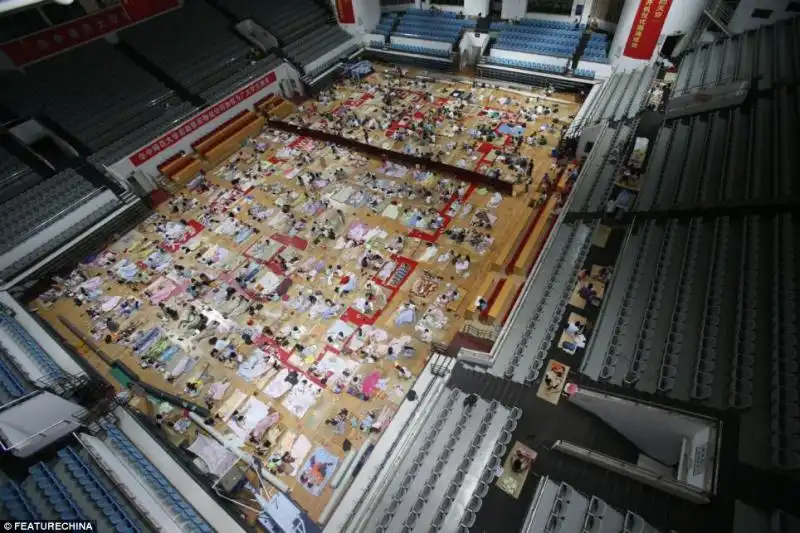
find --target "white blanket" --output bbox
[264,369,294,399]
[282,381,321,419]
[187,434,239,478]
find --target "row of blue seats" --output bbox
[403,15,472,26]
[370,40,385,48]
[495,42,575,58]
[498,35,579,46]
[405,8,458,18]
[486,56,566,73]
[58,447,141,533]
[102,423,212,532]
[585,42,607,51]
[0,315,64,379]
[581,52,610,63]
[518,18,582,29]
[575,68,596,79]
[394,28,460,42]
[390,43,451,57]
[29,464,85,521]
[0,355,27,400]
[588,33,608,42]
[0,482,36,521]
[501,26,582,37]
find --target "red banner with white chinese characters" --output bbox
[128,71,278,167]
[623,0,673,60]
[335,0,356,24]
[0,6,131,66]
[0,0,180,67]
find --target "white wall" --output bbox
[501,0,526,20]
[729,0,799,32]
[502,0,589,21]
[391,35,453,51]
[421,0,489,17]
[107,62,300,181]
[610,0,705,71]
[115,408,249,533]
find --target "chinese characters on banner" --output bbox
[0,0,180,67]
[128,71,278,167]
[0,6,131,66]
[335,0,356,24]
[623,0,674,60]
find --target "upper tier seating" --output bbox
[223,0,331,46]
[0,146,43,205]
[0,41,184,153]
[0,346,31,406]
[582,32,609,63]
[0,171,103,256]
[121,1,282,102]
[284,24,356,70]
[374,13,399,35]
[393,9,475,43]
[493,19,583,58]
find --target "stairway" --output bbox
[572,31,592,70]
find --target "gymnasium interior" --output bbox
[0,0,798,532]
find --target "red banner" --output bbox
[1,6,131,66]
[122,0,180,23]
[623,0,673,60]
[129,71,278,167]
[335,0,356,24]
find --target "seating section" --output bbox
[575,68,596,79]
[672,16,800,97]
[580,213,799,468]
[570,67,657,131]
[0,41,184,153]
[389,43,451,58]
[582,32,609,63]
[0,314,64,380]
[284,25,356,70]
[121,2,281,103]
[101,422,212,531]
[493,19,583,58]
[374,13,399,35]
[489,221,596,384]
[0,171,104,256]
[224,0,330,47]
[0,146,43,205]
[393,9,475,43]
[636,86,797,211]
[0,346,31,405]
[0,448,150,530]
[522,477,662,533]
[485,56,567,74]
[361,388,519,533]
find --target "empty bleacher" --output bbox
[373,13,399,36]
[0,171,115,258]
[568,67,657,133]
[579,213,799,470]
[488,221,597,384]
[581,32,610,64]
[121,1,282,102]
[223,0,354,73]
[522,477,662,533]
[0,443,153,531]
[492,19,583,59]
[636,85,798,210]
[0,146,43,205]
[672,16,800,97]
[348,387,519,533]
[0,312,65,381]
[0,41,189,154]
[568,121,637,213]
[393,9,474,44]
[0,345,32,406]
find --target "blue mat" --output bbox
[498,123,525,136]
